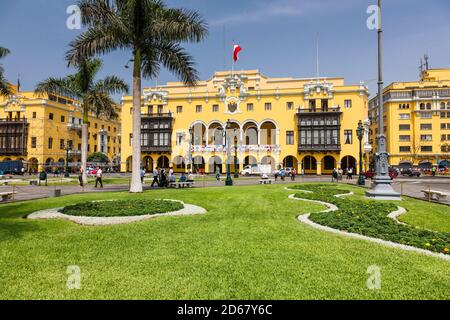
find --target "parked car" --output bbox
[87,169,98,177]
[401,168,421,177]
[241,164,272,176]
[364,168,398,180]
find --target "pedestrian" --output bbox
[281,169,286,181]
[94,167,103,188]
[338,168,343,182]
[140,168,146,184]
[78,167,84,187]
[432,166,437,177]
[215,167,221,181]
[332,168,338,182]
[291,169,296,181]
[159,169,167,187]
[151,167,159,187]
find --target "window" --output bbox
[212,104,219,112]
[176,133,184,146]
[247,103,254,112]
[399,146,411,152]
[321,99,328,111]
[399,113,410,120]
[344,130,353,144]
[176,106,183,113]
[32,112,37,119]
[68,140,73,149]
[286,131,294,145]
[286,102,294,110]
[420,123,432,130]
[399,124,410,130]
[420,112,432,119]
[49,113,54,120]
[48,137,53,149]
[421,146,433,152]
[60,139,65,149]
[265,103,272,111]
[129,134,132,146]
[426,103,432,110]
[61,115,65,123]
[94,123,98,129]
[420,103,425,110]
[157,105,163,114]
[94,145,97,152]
[399,135,410,142]
[441,123,446,130]
[31,137,37,148]
[108,126,111,132]
[421,135,432,141]
[441,134,447,142]
[344,100,352,108]
[148,106,153,114]
[309,100,316,109]
[196,105,202,113]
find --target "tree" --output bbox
[87,152,110,163]
[0,47,12,97]
[66,0,207,193]
[35,58,128,184]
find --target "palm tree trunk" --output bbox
[81,108,89,185]
[130,49,143,193]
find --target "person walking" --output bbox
[78,167,84,187]
[215,167,221,182]
[291,169,296,181]
[151,167,159,187]
[140,168,146,184]
[332,168,338,182]
[94,167,103,188]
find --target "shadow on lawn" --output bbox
[0,218,44,242]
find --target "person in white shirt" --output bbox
[95,167,103,188]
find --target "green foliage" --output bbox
[87,152,109,163]
[59,199,183,217]
[0,46,12,97]
[293,184,450,255]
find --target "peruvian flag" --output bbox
[233,45,242,62]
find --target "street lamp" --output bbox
[233,129,239,178]
[188,127,194,173]
[356,120,365,186]
[65,144,72,178]
[365,0,400,200]
[225,119,233,186]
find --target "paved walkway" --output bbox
[0,175,449,204]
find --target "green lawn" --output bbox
[0,184,449,300]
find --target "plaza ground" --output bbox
[0,183,449,299]
[1,174,450,205]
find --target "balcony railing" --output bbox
[142,145,172,153]
[67,123,82,130]
[298,144,341,152]
[191,145,281,153]
[296,107,341,114]
[141,112,173,118]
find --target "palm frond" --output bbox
[34,77,80,100]
[84,91,119,119]
[0,74,12,97]
[149,7,208,43]
[150,41,199,86]
[93,75,129,95]
[0,47,10,59]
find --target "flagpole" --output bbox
[231,42,234,79]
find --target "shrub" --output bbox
[292,184,450,255]
[59,199,184,217]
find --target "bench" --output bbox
[259,179,274,185]
[0,192,16,202]
[168,182,195,188]
[421,189,449,201]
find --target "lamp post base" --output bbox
[365,176,401,200]
[225,174,233,186]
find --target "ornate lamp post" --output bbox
[65,144,72,178]
[188,127,194,173]
[225,119,233,186]
[233,129,239,178]
[356,120,365,186]
[365,0,400,200]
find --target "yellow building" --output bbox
[369,68,450,170]
[121,70,369,175]
[0,89,121,172]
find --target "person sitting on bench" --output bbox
[179,173,187,183]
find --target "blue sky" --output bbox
[1,0,449,99]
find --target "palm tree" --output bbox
[0,47,12,97]
[35,58,128,184]
[66,0,207,193]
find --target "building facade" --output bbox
[369,68,450,170]
[121,70,370,175]
[0,89,121,172]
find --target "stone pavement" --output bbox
[0,175,449,204]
